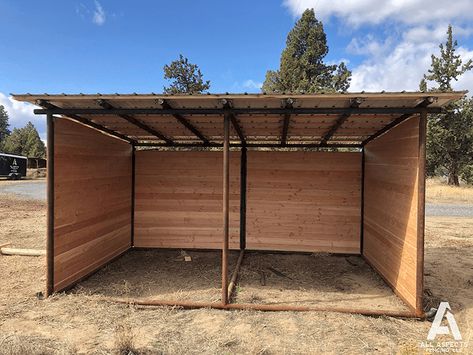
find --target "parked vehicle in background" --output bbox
[0,153,27,179]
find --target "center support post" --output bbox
[221,113,230,305]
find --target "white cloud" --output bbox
[348,25,473,93]
[0,93,45,141]
[283,0,473,26]
[243,79,263,90]
[282,2,473,94]
[347,35,395,56]
[92,1,106,26]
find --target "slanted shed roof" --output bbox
[13,91,466,147]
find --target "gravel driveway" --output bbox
[0,180,46,201]
[425,203,473,217]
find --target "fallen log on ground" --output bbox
[0,247,46,256]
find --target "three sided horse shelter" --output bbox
[13,92,465,317]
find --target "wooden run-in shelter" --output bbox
[13,91,464,317]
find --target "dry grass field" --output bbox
[426,177,473,204]
[0,178,472,354]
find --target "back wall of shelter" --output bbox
[133,150,242,249]
[246,151,362,253]
[134,150,362,253]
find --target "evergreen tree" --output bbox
[3,121,46,158]
[262,9,351,93]
[163,54,211,94]
[421,25,473,185]
[0,105,10,151]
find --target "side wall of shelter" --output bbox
[53,118,132,292]
[246,151,362,253]
[363,116,424,313]
[133,150,241,249]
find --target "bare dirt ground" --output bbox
[235,252,408,312]
[79,249,407,312]
[79,249,239,303]
[0,180,472,354]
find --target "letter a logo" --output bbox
[427,302,462,340]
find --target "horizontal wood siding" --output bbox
[53,119,132,292]
[246,151,361,253]
[363,116,420,310]
[134,151,240,249]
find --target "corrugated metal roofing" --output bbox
[12,92,466,146]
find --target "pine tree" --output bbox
[421,25,473,185]
[262,9,351,93]
[163,54,211,94]
[0,105,10,151]
[3,121,46,158]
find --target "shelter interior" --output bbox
[13,92,464,316]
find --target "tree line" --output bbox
[164,9,472,186]
[0,108,46,158]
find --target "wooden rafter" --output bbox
[221,99,246,145]
[158,99,210,145]
[97,99,173,145]
[35,100,135,144]
[319,97,363,146]
[281,98,294,145]
[362,96,435,146]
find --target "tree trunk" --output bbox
[448,171,460,186]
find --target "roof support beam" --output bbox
[362,113,412,146]
[35,100,135,144]
[281,98,294,145]
[230,114,245,145]
[319,97,363,146]
[221,99,246,146]
[135,142,361,148]
[97,99,173,145]
[33,107,442,116]
[158,99,210,145]
[362,96,435,146]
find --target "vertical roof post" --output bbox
[46,114,55,296]
[221,111,230,305]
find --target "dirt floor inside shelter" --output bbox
[235,252,408,312]
[76,249,238,303]
[1,182,472,354]
[74,249,408,313]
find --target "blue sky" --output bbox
[1,0,473,140]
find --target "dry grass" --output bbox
[1,194,472,353]
[114,324,139,355]
[426,177,473,204]
[0,334,77,355]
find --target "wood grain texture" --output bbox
[363,116,421,311]
[53,118,132,292]
[246,151,361,253]
[134,151,241,249]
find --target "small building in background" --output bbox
[27,157,47,169]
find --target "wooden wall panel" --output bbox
[134,151,240,249]
[246,151,361,253]
[53,118,132,292]
[363,116,422,312]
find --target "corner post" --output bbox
[46,114,55,296]
[222,112,230,305]
[239,147,247,250]
[416,110,427,316]
[360,147,365,254]
[131,145,136,247]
